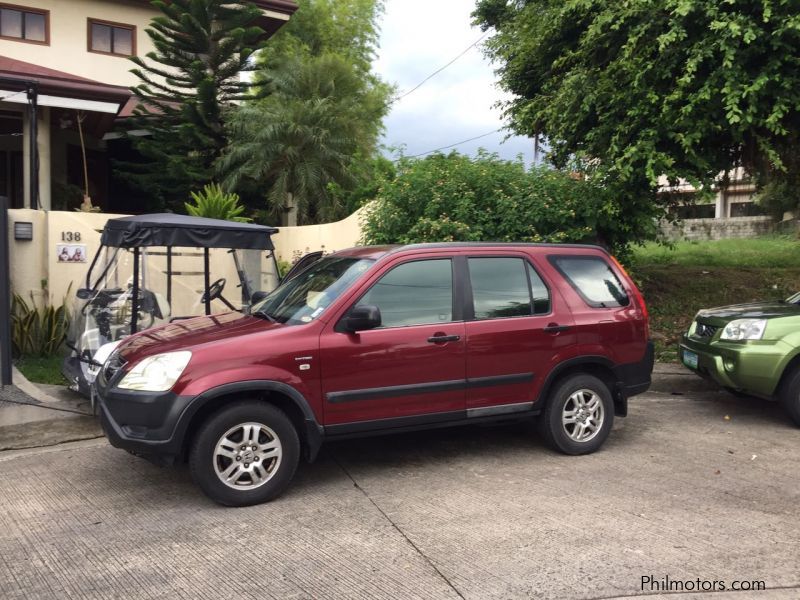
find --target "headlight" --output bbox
[117,351,192,392]
[720,319,767,341]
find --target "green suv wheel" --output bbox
[779,368,800,427]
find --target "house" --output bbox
[0,0,297,211]
[658,168,762,220]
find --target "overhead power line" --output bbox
[404,128,502,158]
[397,32,489,100]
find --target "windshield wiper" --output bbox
[251,309,278,323]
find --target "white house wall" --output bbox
[0,0,159,88]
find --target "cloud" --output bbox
[375,0,534,164]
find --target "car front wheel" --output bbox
[189,401,300,506]
[538,374,614,455]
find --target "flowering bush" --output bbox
[362,151,648,256]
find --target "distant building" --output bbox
[0,0,296,212]
[658,167,762,220]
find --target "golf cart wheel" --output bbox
[779,367,800,427]
[538,374,614,455]
[189,401,300,506]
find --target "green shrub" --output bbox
[362,151,638,255]
[51,181,84,211]
[185,183,251,222]
[11,294,70,358]
[277,259,292,278]
[756,180,800,220]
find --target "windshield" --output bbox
[251,256,374,325]
[787,292,800,305]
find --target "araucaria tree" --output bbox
[474,0,800,231]
[121,0,266,209]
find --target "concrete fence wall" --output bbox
[659,216,777,241]
[272,207,364,264]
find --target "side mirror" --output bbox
[76,288,93,300]
[344,305,381,332]
[250,290,269,304]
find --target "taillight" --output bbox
[610,254,650,338]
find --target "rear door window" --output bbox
[468,257,551,319]
[550,256,629,308]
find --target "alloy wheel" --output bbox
[561,389,605,443]
[213,422,283,490]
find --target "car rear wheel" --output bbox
[189,401,300,506]
[538,374,614,455]
[779,368,800,427]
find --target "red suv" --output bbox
[96,243,653,506]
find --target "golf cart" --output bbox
[63,213,281,398]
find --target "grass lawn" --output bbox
[14,355,66,386]
[632,235,800,268]
[631,236,800,362]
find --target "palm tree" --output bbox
[219,53,388,225]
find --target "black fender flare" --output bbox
[174,380,324,461]
[536,356,627,416]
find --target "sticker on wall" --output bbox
[56,244,87,263]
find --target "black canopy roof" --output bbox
[100,214,278,250]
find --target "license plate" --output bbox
[683,350,699,369]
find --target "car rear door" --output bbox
[320,255,466,430]
[462,252,576,414]
[545,252,646,367]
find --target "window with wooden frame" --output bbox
[0,3,48,44]
[88,18,135,57]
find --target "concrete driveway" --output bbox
[1,378,799,599]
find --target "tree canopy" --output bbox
[257,0,383,76]
[474,0,800,203]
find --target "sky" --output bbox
[374,0,535,164]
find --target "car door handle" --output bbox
[427,334,461,343]
[543,324,571,333]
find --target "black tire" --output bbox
[778,368,800,427]
[189,401,300,506]
[537,374,614,455]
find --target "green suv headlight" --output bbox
[117,351,192,392]
[720,319,767,341]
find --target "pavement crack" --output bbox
[0,436,105,457]
[333,455,466,600]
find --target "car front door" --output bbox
[463,254,575,415]
[320,256,466,430]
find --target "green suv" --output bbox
[679,293,800,426]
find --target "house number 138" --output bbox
[61,232,82,242]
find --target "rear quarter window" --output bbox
[549,255,629,308]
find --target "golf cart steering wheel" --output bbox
[201,278,226,303]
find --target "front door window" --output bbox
[356,259,454,327]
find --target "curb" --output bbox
[11,366,64,405]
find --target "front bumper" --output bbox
[96,380,193,463]
[679,335,791,398]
